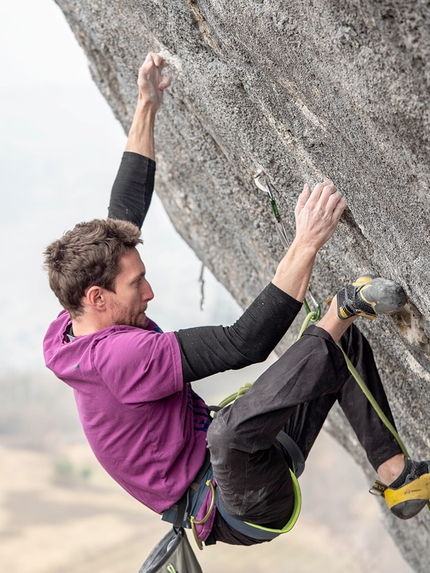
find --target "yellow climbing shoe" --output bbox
[337,276,407,321]
[369,459,430,519]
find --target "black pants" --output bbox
[206,324,402,527]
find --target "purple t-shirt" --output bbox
[43,311,211,514]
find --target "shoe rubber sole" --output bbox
[359,278,407,315]
[338,276,407,320]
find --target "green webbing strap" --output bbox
[336,344,409,458]
[244,468,302,534]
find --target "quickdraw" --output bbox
[254,170,289,249]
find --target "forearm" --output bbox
[125,101,157,160]
[108,53,170,225]
[273,179,346,301]
[272,238,317,302]
[175,283,302,382]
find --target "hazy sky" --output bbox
[1,0,244,374]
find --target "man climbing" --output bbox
[43,53,430,547]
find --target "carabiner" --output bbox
[303,287,321,322]
[254,169,272,196]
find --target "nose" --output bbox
[142,279,154,302]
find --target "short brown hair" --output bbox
[44,219,142,316]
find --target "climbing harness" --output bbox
[163,395,304,550]
[207,392,305,542]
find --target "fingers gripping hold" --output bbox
[137,52,171,111]
[294,179,347,251]
[327,190,347,220]
[152,52,168,70]
[295,183,311,217]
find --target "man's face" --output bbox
[104,248,154,329]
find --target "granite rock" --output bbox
[55,0,430,569]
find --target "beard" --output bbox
[110,300,148,329]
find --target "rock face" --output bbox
[55,0,430,569]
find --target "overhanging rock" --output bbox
[54,0,430,569]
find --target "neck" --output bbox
[71,314,110,336]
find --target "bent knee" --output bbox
[207,416,232,454]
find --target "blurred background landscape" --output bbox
[0,1,413,571]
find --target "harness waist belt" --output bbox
[162,433,304,536]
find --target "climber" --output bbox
[43,52,430,547]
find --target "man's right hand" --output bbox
[125,52,171,160]
[137,52,171,113]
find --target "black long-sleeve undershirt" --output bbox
[108,152,302,383]
[108,152,156,227]
[175,283,301,382]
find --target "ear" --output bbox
[85,286,106,311]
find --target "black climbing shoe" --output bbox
[369,458,430,519]
[336,276,407,320]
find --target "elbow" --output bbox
[235,342,271,366]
